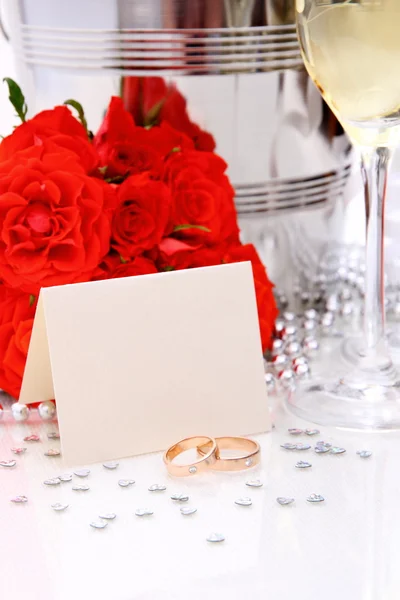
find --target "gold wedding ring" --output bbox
[197,436,260,471]
[163,436,218,477]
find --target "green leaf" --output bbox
[29,294,36,307]
[171,147,181,153]
[105,175,125,184]
[173,224,211,233]
[120,255,128,264]
[144,98,165,127]
[164,266,175,272]
[98,166,108,176]
[64,99,92,138]
[3,78,28,122]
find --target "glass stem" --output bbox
[360,146,392,357]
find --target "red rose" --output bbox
[0,106,98,175]
[122,76,216,151]
[0,146,111,294]
[156,238,223,270]
[110,256,158,279]
[94,97,193,179]
[93,252,157,280]
[164,151,239,245]
[111,174,171,259]
[0,288,36,399]
[223,244,278,351]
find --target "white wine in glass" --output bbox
[288,0,400,429]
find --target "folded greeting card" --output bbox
[19,262,270,464]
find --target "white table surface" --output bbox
[1,397,399,600]
[2,32,400,600]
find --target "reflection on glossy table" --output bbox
[1,395,398,600]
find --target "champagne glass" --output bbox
[287,0,400,429]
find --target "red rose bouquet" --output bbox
[0,79,278,400]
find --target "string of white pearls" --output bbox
[0,400,56,422]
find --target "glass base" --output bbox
[341,331,400,366]
[286,352,400,430]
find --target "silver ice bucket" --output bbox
[0,0,355,300]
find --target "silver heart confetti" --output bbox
[314,445,331,454]
[206,533,225,543]
[90,520,108,529]
[305,429,320,436]
[180,507,197,516]
[51,503,69,511]
[295,461,312,469]
[171,494,189,502]
[58,474,73,482]
[245,479,263,488]
[0,460,16,468]
[295,444,311,451]
[288,428,304,435]
[330,447,346,455]
[276,497,295,505]
[235,497,252,507]
[316,441,332,448]
[118,479,135,487]
[280,443,297,450]
[11,495,28,503]
[44,478,61,486]
[74,469,90,477]
[103,462,119,470]
[357,450,372,459]
[307,494,325,503]
[47,432,60,440]
[24,435,40,442]
[99,513,116,520]
[45,449,61,457]
[148,484,167,492]
[135,508,153,517]
[72,485,89,491]
[11,447,27,455]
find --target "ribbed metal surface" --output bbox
[18,24,303,75]
[235,165,352,213]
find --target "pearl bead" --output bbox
[292,356,308,368]
[272,339,285,356]
[303,319,317,333]
[274,318,285,338]
[326,294,339,312]
[278,369,295,389]
[304,308,318,321]
[272,354,289,372]
[283,311,296,323]
[321,311,334,327]
[340,301,354,317]
[264,372,277,393]
[286,341,302,358]
[282,325,298,342]
[38,400,56,420]
[294,362,310,380]
[11,403,30,421]
[278,295,289,309]
[303,336,319,358]
[300,292,311,305]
